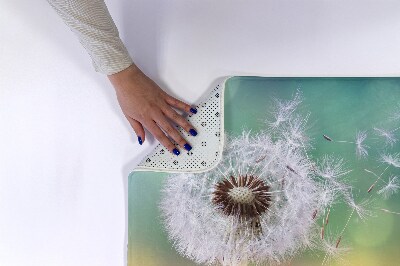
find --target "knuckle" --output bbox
[151,128,164,139]
[169,97,178,105]
[182,121,193,132]
[164,125,175,135]
[177,137,187,147]
[178,101,186,109]
[161,140,175,152]
[171,111,179,120]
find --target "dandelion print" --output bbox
[158,91,400,266]
[159,93,364,266]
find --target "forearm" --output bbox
[47,0,134,75]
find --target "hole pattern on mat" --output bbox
[136,84,223,172]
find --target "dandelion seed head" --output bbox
[212,174,272,219]
[159,130,326,265]
[159,93,360,265]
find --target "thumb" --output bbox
[126,116,145,145]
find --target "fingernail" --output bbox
[138,136,143,145]
[173,148,180,156]
[189,129,197,136]
[184,143,192,151]
[190,107,197,114]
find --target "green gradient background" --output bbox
[128,77,400,266]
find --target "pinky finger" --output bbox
[165,94,197,115]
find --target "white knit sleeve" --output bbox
[47,0,134,75]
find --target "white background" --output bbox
[1,0,400,265]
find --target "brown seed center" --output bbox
[212,174,272,219]
[228,187,255,204]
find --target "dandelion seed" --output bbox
[335,236,342,248]
[316,155,352,180]
[365,166,389,193]
[255,154,267,163]
[374,127,398,147]
[345,197,373,221]
[320,231,351,266]
[330,207,355,255]
[389,103,400,121]
[286,165,299,175]
[267,91,302,129]
[355,131,369,159]
[377,176,400,199]
[312,209,318,219]
[380,153,400,168]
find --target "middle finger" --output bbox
[154,111,192,152]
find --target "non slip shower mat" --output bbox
[128,77,400,266]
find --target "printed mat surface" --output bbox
[128,77,400,266]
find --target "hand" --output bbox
[108,64,198,155]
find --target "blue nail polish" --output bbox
[138,136,143,145]
[173,148,180,156]
[190,107,197,114]
[189,129,197,136]
[184,143,192,151]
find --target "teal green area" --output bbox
[128,77,400,266]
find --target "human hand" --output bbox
[108,64,198,155]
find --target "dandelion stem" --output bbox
[325,208,331,225]
[255,154,267,163]
[339,208,355,240]
[336,140,355,144]
[380,208,400,215]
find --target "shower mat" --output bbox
[127,77,400,266]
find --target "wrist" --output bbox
[107,63,141,92]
